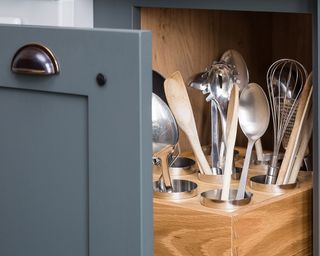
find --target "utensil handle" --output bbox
[188,132,212,175]
[211,101,220,168]
[219,142,225,170]
[153,145,173,189]
[221,85,239,201]
[276,74,313,185]
[288,110,313,183]
[255,139,264,161]
[164,71,212,176]
[236,140,254,200]
[218,107,227,146]
[283,86,313,184]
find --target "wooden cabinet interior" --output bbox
[141,8,312,152]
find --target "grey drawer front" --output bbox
[0,25,152,256]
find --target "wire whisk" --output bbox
[266,59,307,184]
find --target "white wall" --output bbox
[0,0,93,27]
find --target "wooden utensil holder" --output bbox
[153,153,313,256]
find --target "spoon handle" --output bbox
[236,140,255,200]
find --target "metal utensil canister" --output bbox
[200,189,252,211]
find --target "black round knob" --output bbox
[96,73,107,86]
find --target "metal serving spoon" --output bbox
[152,93,179,191]
[236,83,270,200]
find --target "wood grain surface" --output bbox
[233,188,312,256]
[141,8,312,152]
[153,149,312,255]
[154,203,232,256]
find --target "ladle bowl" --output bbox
[152,93,179,154]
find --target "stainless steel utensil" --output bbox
[206,63,234,144]
[206,63,235,168]
[152,93,179,191]
[220,49,249,91]
[188,72,210,92]
[272,67,303,150]
[266,59,307,184]
[221,49,265,162]
[189,72,220,174]
[236,83,270,200]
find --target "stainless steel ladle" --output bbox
[152,93,179,192]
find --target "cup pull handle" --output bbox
[11,43,60,76]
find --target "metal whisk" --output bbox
[266,59,307,184]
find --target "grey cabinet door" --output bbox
[0,25,152,256]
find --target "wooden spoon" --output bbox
[164,71,212,175]
[221,84,239,200]
[276,73,313,184]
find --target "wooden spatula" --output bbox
[164,71,212,175]
[276,73,313,184]
[288,106,313,184]
[221,84,239,200]
[282,85,313,184]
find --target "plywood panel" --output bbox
[272,13,312,72]
[141,8,272,151]
[142,8,312,152]
[153,150,312,256]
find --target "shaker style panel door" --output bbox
[0,25,152,256]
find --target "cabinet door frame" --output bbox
[93,0,312,30]
[0,25,152,256]
[93,1,318,255]
[313,1,319,255]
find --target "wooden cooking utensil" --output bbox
[276,73,313,185]
[255,139,264,161]
[288,106,313,184]
[221,85,239,200]
[164,71,212,175]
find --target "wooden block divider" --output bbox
[153,148,313,255]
